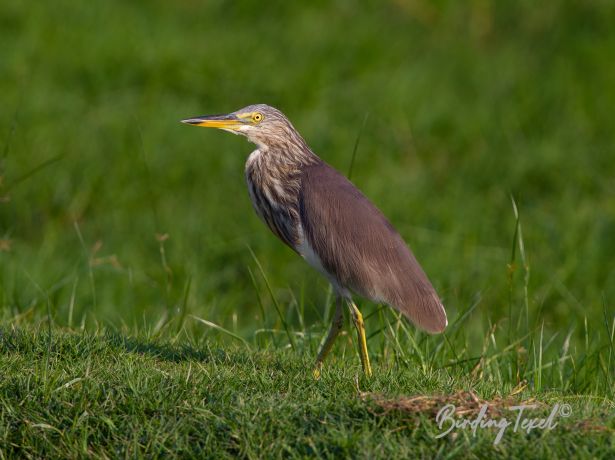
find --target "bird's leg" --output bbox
[347,301,373,378]
[313,297,344,379]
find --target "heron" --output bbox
[182,104,447,378]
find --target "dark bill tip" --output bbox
[180,118,205,125]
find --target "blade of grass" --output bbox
[68,276,79,329]
[190,314,250,348]
[347,112,369,181]
[602,294,614,390]
[508,194,520,344]
[175,275,192,335]
[247,266,274,348]
[3,154,64,193]
[247,246,296,350]
[74,221,97,311]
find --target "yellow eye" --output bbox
[252,112,263,123]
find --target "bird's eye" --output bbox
[252,113,263,123]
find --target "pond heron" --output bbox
[182,104,447,378]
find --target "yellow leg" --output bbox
[348,301,372,378]
[313,298,344,379]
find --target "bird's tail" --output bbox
[393,290,448,334]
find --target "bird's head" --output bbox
[182,104,300,149]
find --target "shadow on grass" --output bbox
[0,327,216,364]
[104,332,222,363]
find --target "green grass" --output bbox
[1,0,614,457]
[1,326,613,458]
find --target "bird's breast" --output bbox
[244,149,302,249]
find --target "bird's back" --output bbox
[299,162,447,334]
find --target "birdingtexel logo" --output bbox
[434,402,572,445]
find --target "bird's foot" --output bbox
[312,362,322,380]
[363,361,373,379]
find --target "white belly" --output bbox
[296,223,350,297]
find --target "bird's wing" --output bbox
[299,162,447,333]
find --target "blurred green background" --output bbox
[1,0,614,342]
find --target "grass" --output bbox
[1,0,615,457]
[1,326,613,458]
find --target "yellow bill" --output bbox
[181,114,244,130]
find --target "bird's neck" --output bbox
[255,132,316,160]
[245,139,320,205]
[246,145,317,183]
[248,131,320,172]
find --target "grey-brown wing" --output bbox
[299,162,447,333]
